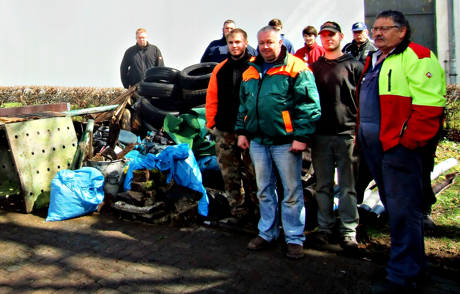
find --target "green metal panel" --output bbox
[365,0,437,54]
[4,117,78,212]
[0,128,21,197]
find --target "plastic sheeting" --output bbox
[46,167,104,221]
[123,143,209,216]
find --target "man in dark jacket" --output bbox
[201,20,257,63]
[309,21,363,250]
[268,18,295,54]
[342,22,376,207]
[205,28,258,219]
[342,22,376,64]
[120,28,164,88]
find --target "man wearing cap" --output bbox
[120,28,164,88]
[236,25,321,259]
[342,22,376,64]
[201,19,257,63]
[309,21,363,250]
[294,25,325,65]
[357,10,446,293]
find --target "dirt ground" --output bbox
[0,201,459,294]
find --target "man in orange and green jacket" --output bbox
[236,26,321,259]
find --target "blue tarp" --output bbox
[123,143,209,216]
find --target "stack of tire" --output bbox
[136,62,217,130]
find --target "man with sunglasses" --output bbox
[357,10,446,293]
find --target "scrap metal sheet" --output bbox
[4,117,78,212]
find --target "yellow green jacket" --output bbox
[359,41,446,151]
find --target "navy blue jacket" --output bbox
[201,36,257,63]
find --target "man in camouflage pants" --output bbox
[205,28,258,218]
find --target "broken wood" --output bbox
[0,103,69,117]
[93,85,137,123]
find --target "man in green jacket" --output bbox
[236,25,321,259]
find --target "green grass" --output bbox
[364,138,460,259]
[432,139,460,227]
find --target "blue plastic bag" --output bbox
[123,143,209,216]
[46,167,105,222]
[197,155,219,171]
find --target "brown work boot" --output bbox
[286,243,304,259]
[247,236,269,250]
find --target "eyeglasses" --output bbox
[371,25,400,33]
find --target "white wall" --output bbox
[436,0,449,77]
[0,0,364,87]
[456,1,460,85]
[437,0,460,85]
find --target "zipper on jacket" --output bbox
[256,73,263,143]
[399,119,408,137]
[387,69,392,92]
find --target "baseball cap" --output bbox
[352,22,367,32]
[319,21,342,34]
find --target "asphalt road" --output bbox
[0,210,458,294]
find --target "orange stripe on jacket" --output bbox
[282,111,293,133]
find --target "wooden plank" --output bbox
[0,103,69,117]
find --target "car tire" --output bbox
[144,67,180,84]
[182,89,207,109]
[137,81,179,99]
[179,62,217,90]
[148,96,183,112]
[138,97,179,129]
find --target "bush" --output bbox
[0,86,125,108]
[445,85,460,141]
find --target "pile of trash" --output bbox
[43,64,228,224]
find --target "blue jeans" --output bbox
[249,141,305,245]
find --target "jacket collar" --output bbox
[391,38,410,56]
[253,45,288,68]
[227,48,252,64]
[136,42,149,51]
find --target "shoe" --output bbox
[371,278,416,294]
[286,243,304,259]
[340,235,358,250]
[247,236,270,250]
[308,231,332,247]
[423,214,436,230]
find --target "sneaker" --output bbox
[340,235,358,250]
[247,236,270,250]
[286,243,304,259]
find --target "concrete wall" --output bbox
[437,0,459,85]
[0,0,364,87]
